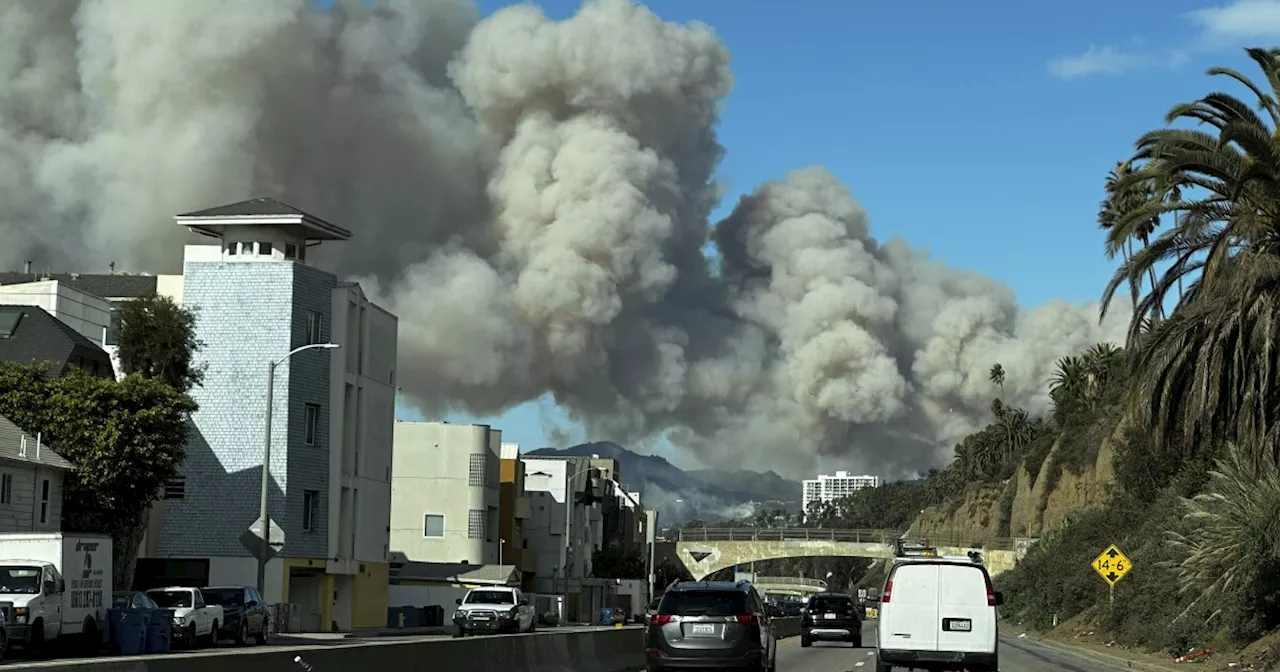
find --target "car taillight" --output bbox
[985,579,996,607]
[882,581,893,604]
[735,614,757,625]
[650,614,673,626]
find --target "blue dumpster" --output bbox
[107,608,147,656]
[599,607,614,625]
[145,609,173,654]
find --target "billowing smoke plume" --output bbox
[0,0,1130,479]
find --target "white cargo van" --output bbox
[875,556,1002,672]
[0,533,112,652]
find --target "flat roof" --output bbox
[174,197,352,241]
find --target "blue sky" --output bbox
[384,0,1280,466]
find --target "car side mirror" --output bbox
[247,600,259,608]
[993,591,1005,607]
[456,598,463,606]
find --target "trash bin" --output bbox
[145,609,173,654]
[599,608,614,625]
[424,605,444,627]
[108,608,147,656]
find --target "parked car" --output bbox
[875,555,1002,672]
[800,592,861,647]
[146,587,223,647]
[200,586,269,646]
[112,592,160,610]
[645,580,777,672]
[452,587,536,636]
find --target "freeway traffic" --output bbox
[794,621,1126,671]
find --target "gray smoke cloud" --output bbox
[0,0,1131,479]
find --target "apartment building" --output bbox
[0,272,184,378]
[521,456,611,593]
[136,197,398,633]
[390,422,501,565]
[498,442,537,591]
[802,471,881,517]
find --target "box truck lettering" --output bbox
[69,577,104,609]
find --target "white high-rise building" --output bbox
[802,471,881,517]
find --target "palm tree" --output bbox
[1167,440,1280,622]
[989,363,1006,399]
[1099,160,1163,319]
[1097,47,1280,462]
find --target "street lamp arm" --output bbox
[274,342,340,367]
[256,341,341,597]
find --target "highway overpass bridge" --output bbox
[749,576,828,597]
[675,527,1020,580]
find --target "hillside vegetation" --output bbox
[809,47,1280,662]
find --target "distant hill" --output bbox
[525,442,801,523]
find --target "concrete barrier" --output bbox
[774,616,802,639]
[2,627,645,672]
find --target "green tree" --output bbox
[0,363,196,589]
[591,545,645,580]
[117,295,204,394]
[1099,48,1280,465]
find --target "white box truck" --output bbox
[0,533,112,652]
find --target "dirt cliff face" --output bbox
[912,418,1126,542]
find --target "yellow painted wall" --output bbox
[352,563,390,628]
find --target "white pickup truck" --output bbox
[146,587,222,647]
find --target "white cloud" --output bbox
[1044,0,1280,80]
[1047,44,1186,80]
[1186,0,1280,42]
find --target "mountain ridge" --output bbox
[525,441,802,522]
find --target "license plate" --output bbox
[690,624,716,636]
[824,613,837,620]
[472,616,491,621]
[943,618,971,632]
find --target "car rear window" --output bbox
[809,596,854,613]
[659,590,746,616]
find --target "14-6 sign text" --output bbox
[1091,544,1133,587]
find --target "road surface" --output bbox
[779,621,1125,671]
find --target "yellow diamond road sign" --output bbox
[1091,544,1132,586]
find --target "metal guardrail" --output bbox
[675,527,1020,550]
[752,576,828,588]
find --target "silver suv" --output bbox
[645,580,777,672]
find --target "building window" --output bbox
[105,308,121,346]
[0,473,11,504]
[423,514,445,538]
[39,479,49,524]
[486,506,498,543]
[303,490,319,532]
[467,509,485,540]
[163,477,186,500]
[238,241,256,255]
[284,244,298,259]
[304,403,321,446]
[305,310,323,345]
[225,242,238,256]
[259,241,274,256]
[468,454,486,487]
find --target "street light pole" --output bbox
[562,462,597,621]
[256,342,340,597]
[646,498,682,607]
